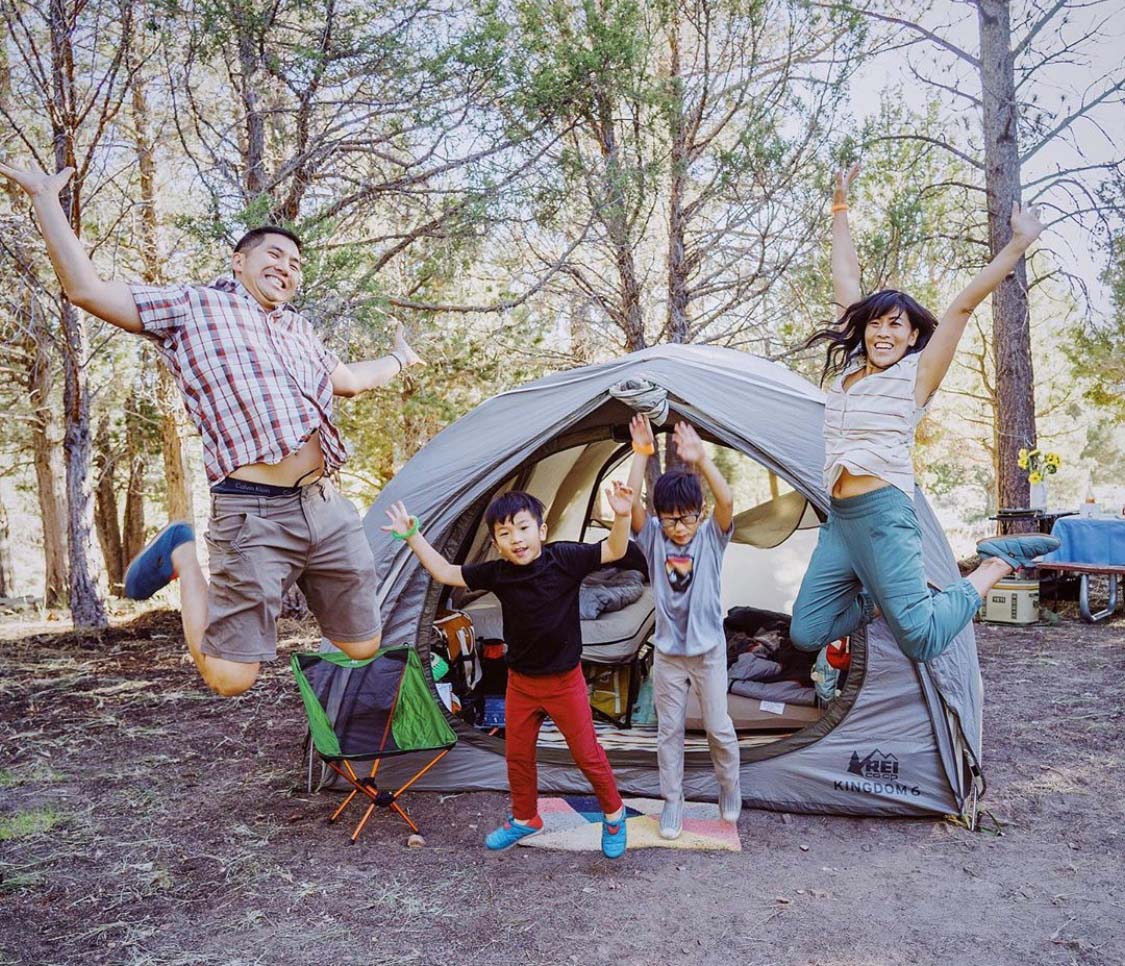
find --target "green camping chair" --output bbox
[291,647,457,843]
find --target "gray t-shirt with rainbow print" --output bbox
[635,514,732,657]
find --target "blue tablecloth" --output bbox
[1043,517,1125,566]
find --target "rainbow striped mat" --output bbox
[518,795,741,852]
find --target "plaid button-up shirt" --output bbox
[131,277,348,484]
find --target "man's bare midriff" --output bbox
[831,467,892,499]
[228,430,325,487]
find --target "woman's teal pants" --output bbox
[791,485,981,662]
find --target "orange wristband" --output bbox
[831,203,848,213]
[632,441,655,456]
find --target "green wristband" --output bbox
[391,516,420,541]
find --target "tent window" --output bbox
[587,440,817,549]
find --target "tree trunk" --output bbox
[591,93,646,351]
[51,0,108,628]
[121,386,147,566]
[159,366,195,524]
[1,44,68,608]
[128,42,194,525]
[665,14,690,344]
[60,299,109,627]
[281,586,310,619]
[23,291,70,608]
[0,501,14,598]
[235,2,268,199]
[569,297,591,364]
[93,418,125,594]
[977,0,1036,522]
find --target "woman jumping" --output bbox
[790,164,1058,662]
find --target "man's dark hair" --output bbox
[653,469,704,515]
[233,225,304,255]
[485,491,545,535]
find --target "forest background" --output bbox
[1,0,1123,629]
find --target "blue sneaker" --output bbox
[601,811,627,859]
[976,534,1060,573]
[484,815,543,851]
[124,522,195,600]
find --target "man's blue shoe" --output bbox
[601,811,627,859]
[124,522,195,600]
[976,534,1060,572]
[484,815,543,851]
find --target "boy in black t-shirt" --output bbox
[383,486,635,858]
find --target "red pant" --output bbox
[505,665,623,821]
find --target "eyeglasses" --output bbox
[659,512,701,530]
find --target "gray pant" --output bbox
[652,644,741,803]
[203,479,380,662]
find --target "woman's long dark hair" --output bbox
[804,289,938,386]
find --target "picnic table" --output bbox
[1037,517,1125,623]
[989,508,1076,535]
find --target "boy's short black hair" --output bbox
[485,490,545,535]
[234,225,304,255]
[652,469,704,515]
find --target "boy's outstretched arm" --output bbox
[916,202,1044,403]
[674,422,734,531]
[626,414,653,534]
[601,481,636,564]
[0,162,142,332]
[382,500,466,588]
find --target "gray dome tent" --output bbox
[347,344,984,820]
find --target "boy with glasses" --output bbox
[626,416,742,839]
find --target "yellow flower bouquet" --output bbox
[1017,447,1061,484]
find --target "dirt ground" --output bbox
[0,606,1122,966]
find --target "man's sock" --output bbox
[605,806,624,823]
[511,815,542,828]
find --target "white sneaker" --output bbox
[659,798,684,840]
[719,784,742,823]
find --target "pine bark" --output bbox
[1,40,68,607]
[591,91,646,351]
[93,419,125,593]
[158,368,194,523]
[234,1,268,199]
[665,15,690,344]
[24,290,70,608]
[50,0,108,628]
[121,388,147,566]
[977,0,1036,520]
[0,501,14,598]
[129,41,195,525]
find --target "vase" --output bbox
[1029,481,1048,510]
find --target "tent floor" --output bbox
[534,718,803,753]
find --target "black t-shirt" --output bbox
[462,541,604,675]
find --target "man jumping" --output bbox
[2,161,417,695]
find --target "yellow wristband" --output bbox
[831,203,848,213]
[632,441,655,456]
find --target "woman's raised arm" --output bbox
[916,202,1044,403]
[831,163,862,321]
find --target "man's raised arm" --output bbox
[0,163,142,333]
[330,323,425,397]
